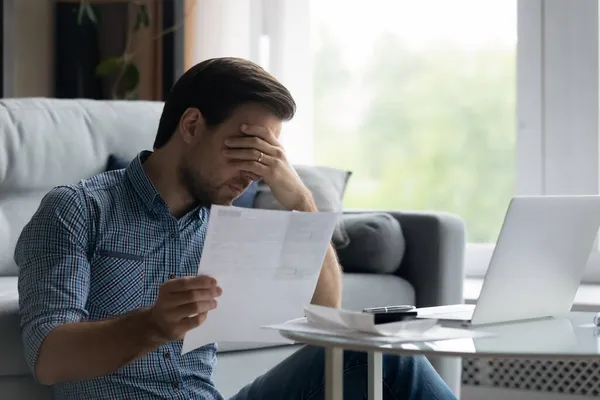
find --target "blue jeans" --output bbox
[230,346,457,400]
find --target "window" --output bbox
[310,0,517,244]
[182,0,600,282]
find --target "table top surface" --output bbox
[279,312,600,359]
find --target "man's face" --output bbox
[178,103,282,206]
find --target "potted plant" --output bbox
[76,0,189,99]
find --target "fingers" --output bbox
[180,313,208,331]
[150,276,222,342]
[225,136,286,164]
[164,275,216,293]
[224,148,275,166]
[225,135,274,153]
[169,286,223,307]
[171,299,218,320]
[225,129,288,180]
[241,124,279,146]
[159,277,222,311]
[230,160,272,178]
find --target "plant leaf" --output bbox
[77,4,86,24]
[85,4,98,24]
[95,57,124,77]
[124,90,139,100]
[134,5,151,31]
[77,3,98,25]
[121,64,140,94]
[86,4,98,24]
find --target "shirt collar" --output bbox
[125,151,162,212]
[125,150,207,219]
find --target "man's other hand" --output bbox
[223,124,316,211]
[147,275,222,342]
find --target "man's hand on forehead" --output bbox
[223,124,285,173]
[223,124,314,211]
[240,124,280,143]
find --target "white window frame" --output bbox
[468,0,600,283]
[262,0,314,164]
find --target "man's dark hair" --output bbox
[153,57,296,149]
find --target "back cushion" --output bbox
[0,98,164,275]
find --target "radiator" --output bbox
[462,357,600,397]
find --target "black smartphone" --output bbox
[363,305,418,325]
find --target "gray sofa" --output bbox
[0,98,466,399]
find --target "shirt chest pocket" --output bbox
[87,249,146,316]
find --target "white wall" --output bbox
[4,0,54,97]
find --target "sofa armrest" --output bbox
[393,210,466,307]
[344,210,466,308]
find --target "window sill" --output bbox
[464,278,600,311]
[465,243,600,284]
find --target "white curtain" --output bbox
[187,0,257,62]
[187,0,314,164]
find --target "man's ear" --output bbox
[178,107,205,144]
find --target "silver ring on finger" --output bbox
[257,151,264,163]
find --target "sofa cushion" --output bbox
[341,272,415,310]
[0,99,164,276]
[0,375,53,400]
[253,165,351,245]
[105,154,131,171]
[0,191,55,276]
[0,208,12,276]
[0,277,28,377]
[336,213,406,274]
[231,181,259,208]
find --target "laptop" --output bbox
[418,195,600,326]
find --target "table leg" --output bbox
[368,351,382,400]
[325,346,344,400]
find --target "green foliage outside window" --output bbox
[313,29,515,243]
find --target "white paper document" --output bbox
[263,305,492,344]
[182,205,340,354]
[304,304,439,335]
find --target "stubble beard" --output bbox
[178,164,218,208]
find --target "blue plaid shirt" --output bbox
[15,151,223,400]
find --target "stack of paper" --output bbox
[264,304,491,344]
[304,304,438,335]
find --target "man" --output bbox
[15,57,456,399]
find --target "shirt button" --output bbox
[173,382,180,390]
[168,273,176,280]
[170,232,177,239]
[164,351,170,359]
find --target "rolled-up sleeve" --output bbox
[15,185,91,378]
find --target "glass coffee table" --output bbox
[278,312,600,400]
